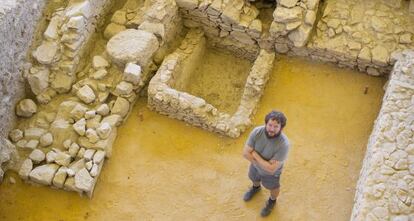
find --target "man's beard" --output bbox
[265,130,281,139]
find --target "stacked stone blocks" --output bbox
[148,28,275,138]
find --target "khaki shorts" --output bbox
[248,164,281,190]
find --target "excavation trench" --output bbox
[0,56,385,220]
[2,0,407,220]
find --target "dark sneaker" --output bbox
[243,186,261,201]
[260,198,276,217]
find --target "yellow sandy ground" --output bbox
[0,56,386,221]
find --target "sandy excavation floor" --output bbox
[0,56,386,221]
[182,47,252,115]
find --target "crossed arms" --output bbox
[243,145,280,174]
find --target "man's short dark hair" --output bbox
[265,110,287,128]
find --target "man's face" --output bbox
[265,119,282,137]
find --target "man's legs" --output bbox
[244,165,262,201]
[260,176,281,217]
[270,188,280,200]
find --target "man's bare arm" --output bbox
[243,145,256,163]
[252,152,280,174]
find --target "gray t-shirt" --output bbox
[246,125,290,176]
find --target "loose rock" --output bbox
[9,129,23,142]
[75,168,94,192]
[39,133,53,147]
[29,164,60,185]
[106,29,159,67]
[92,56,110,69]
[16,99,37,118]
[76,85,96,104]
[19,159,33,180]
[29,149,46,164]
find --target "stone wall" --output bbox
[7,0,182,197]
[306,0,414,76]
[271,0,321,51]
[351,50,414,221]
[176,0,263,61]
[0,0,47,182]
[28,0,113,105]
[104,0,183,66]
[148,28,275,138]
[174,0,414,78]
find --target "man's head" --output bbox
[264,111,287,138]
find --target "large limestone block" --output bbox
[96,104,110,116]
[28,68,49,95]
[73,118,86,136]
[97,122,111,139]
[371,45,389,65]
[273,7,303,23]
[92,69,108,80]
[65,1,92,18]
[111,97,130,118]
[114,81,133,96]
[104,23,126,40]
[288,25,312,47]
[40,133,54,147]
[51,72,74,94]
[86,129,99,144]
[53,166,68,188]
[86,115,102,129]
[32,41,60,65]
[371,17,387,33]
[50,119,78,148]
[83,149,96,161]
[85,110,96,120]
[106,29,159,67]
[16,99,37,117]
[71,104,88,120]
[9,129,23,142]
[75,168,94,192]
[90,163,99,177]
[101,114,122,127]
[111,10,127,25]
[29,164,59,185]
[221,1,242,24]
[68,158,86,175]
[92,56,110,70]
[29,149,46,164]
[19,159,33,180]
[64,177,81,192]
[54,151,72,166]
[76,85,96,104]
[67,16,85,30]
[304,10,316,25]
[139,21,166,41]
[68,142,80,157]
[46,151,58,163]
[44,15,63,40]
[123,63,142,85]
[25,140,39,150]
[93,150,105,164]
[24,128,46,139]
